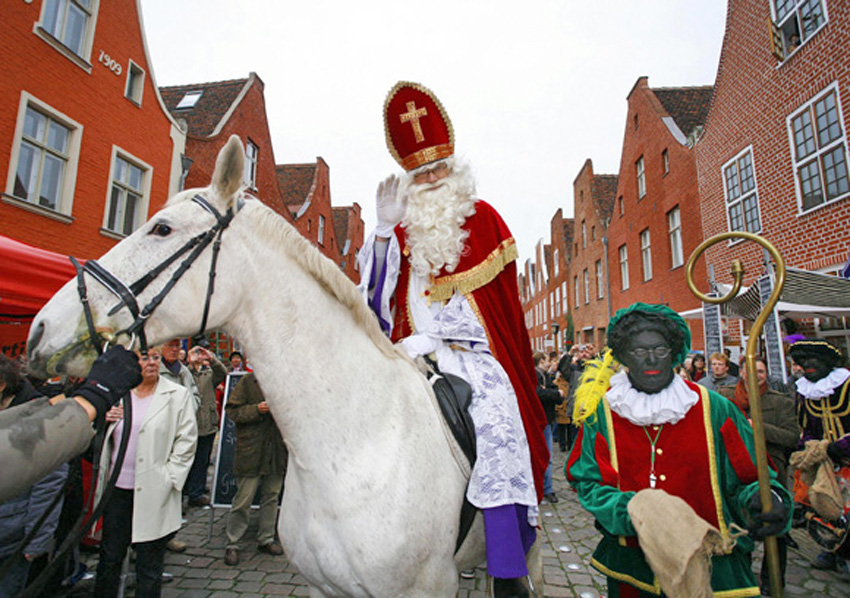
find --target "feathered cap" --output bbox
[607,302,692,366]
[789,338,842,367]
[384,81,455,171]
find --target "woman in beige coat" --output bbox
[93,347,197,598]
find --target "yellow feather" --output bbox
[573,349,618,425]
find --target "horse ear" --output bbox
[211,135,245,205]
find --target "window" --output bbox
[596,259,604,299]
[722,147,762,232]
[555,287,561,316]
[574,276,579,309]
[618,196,624,216]
[9,99,80,216]
[591,225,596,241]
[668,206,684,268]
[176,91,203,109]
[318,215,326,245]
[640,229,652,281]
[619,244,629,291]
[244,140,259,189]
[40,0,94,58]
[549,293,554,320]
[105,152,149,236]
[553,249,559,276]
[772,0,826,57]
[662,149,669,175]
[125,61,145,105]
[789,86,850,212]
[581,220,587,249]
[636,156,646,198]
[583,269,590,305]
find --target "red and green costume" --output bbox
[566,381,791,597]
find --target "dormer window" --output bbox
[176,91,203,109]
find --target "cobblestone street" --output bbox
[62,446,850,597]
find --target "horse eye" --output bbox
[150,223,172,237]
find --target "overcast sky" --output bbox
[140,0,727,264]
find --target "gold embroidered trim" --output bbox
[701,385,730,545]
[465,294,497,360]
[401,144,454,171]
[713,588,761,597]
[591,558,662,594]
[427,238,518,303]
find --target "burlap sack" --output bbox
[628,489,737,598]
[790,440,844,520]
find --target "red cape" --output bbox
[391,200,548,502]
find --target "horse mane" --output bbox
[243,198,401,360]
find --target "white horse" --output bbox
[27,136,542,597]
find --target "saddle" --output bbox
[424,358,478,554]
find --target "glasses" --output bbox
[413,162,449,183]
[627,346,672,359]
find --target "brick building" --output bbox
[277,158,364,283]
[160,72,289,219]
[1,0,185,258]
[607,77,711,350]
[696,0,850,352]
[569,160,617,348]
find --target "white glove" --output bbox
[375,175,405,237]
[399,334,439,360]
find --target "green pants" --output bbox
[225,473,284,548]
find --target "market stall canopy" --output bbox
[0,234,78,318]
[720,267,850,320]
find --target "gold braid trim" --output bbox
[427,238,518,304]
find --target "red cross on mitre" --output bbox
[384,81,455,171]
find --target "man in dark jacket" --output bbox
[534,352,563,504]
[224,373,287,565]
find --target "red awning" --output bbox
[0,235,80,318]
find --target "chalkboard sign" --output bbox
[703,293,723,357]
[211,371,248,507]
[758,274,788,384]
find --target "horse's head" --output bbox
[28,135,248,378]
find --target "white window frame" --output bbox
[722,146,762,234]
[35,0,99,72]
[318,214,326,245]
[619,244,629,291]
[771,0,827,58]
[4,93,82,221]
[596,259,604,299]
[788,83,850,214]
[244,140,259,189]
[555,286,561,316]
[102,147,151,238]
[583,269,590,305]
[562,281,568,311]
[553,249,559,276]
[125,60,145,106]
[668,206,684,268]
[662,149,669,175]
[574,276,579,309]
[581,220,587,249]
[636,155,646,199]
[640,229,652,281]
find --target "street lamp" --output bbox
[551,323,560,353]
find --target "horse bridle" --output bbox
[70,193,238,354]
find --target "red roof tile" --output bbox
[651,86,714,139]
[160,77,249,137]
[276,164,317,214]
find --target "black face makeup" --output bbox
[797,354,833,383]
[619,330,675,394]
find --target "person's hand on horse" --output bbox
[747,489,788,540]
[75,346,143,423]
[375,175,405,237]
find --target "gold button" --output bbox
[659,474,667,482]
[656,448,663,455]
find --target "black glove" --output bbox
[75,346,142,422]
[826,441,847,465]
[747,489,788,541]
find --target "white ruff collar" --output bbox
[606,371,699,426]
[796,368,850,400]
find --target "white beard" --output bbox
[402,165,477,278]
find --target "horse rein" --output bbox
[70,194,237,354]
